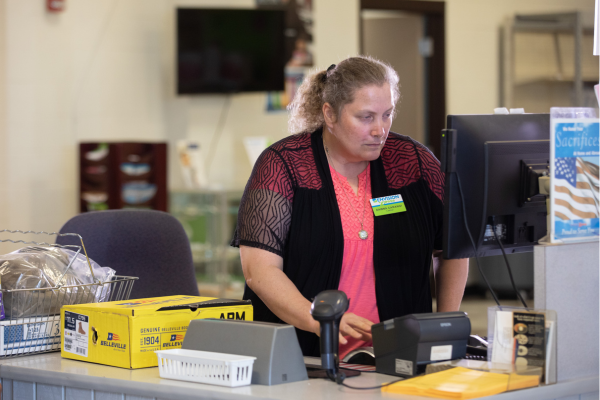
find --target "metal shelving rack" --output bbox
[501,12,598,111]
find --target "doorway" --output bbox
[362,11,425,144]
[360,0,445,157]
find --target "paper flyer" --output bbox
[513,311,546,371]
[550,111,599,243]
[243,137,270,167]
[491,310,515,364]
[177,140,208,189]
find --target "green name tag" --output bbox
[370,195,406,216]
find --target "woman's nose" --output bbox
[371,121,385,137]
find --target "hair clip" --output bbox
[322,64,336,83]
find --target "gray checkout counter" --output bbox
[0,242,597,400]
[0,353,597,400]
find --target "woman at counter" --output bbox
[231,56,469,358]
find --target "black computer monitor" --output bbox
[441,114,550,259]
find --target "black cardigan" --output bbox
[232,128,444,357]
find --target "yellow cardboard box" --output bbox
[60,295,253,369]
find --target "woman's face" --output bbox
[325,83,394,163]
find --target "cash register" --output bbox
[371,312,471,377]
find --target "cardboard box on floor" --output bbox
[60,296,253,369]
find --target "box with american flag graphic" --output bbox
[550,108,599,243]
[61,295,253,369]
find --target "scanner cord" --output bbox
[455,173,501,306]
[490,218,529,308]
[326,369,346,384]
[340,379,403,390]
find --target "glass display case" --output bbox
[169,189,244,298]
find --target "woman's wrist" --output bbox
[309,319,321,336]
[298,308,321,336]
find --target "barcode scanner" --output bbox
[310,290,349,383]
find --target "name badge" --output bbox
[370,194,406,216]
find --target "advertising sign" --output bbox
[550,108,599,243]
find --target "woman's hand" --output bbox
[312,312,372,344]
[338,312,373,345]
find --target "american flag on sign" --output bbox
[107,332,120,341]
[170,334,184,341]
[554,157,599,220]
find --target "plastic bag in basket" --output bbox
[0,246,115,318]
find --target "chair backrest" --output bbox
[56,210,200,299]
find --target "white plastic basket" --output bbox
[155,349,256,387]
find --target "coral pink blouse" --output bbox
[329,164,379,360]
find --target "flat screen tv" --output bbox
[177,8,286,94]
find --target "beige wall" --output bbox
[313,0,360,67]
[0,1,6,232]
[0,0,359,232]
[0,0,596,234]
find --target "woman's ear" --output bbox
[322,103,336,130]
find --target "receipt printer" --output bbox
[372,312,471,377]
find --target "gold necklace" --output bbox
[324,144,369,240]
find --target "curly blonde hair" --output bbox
[287,55,400,134]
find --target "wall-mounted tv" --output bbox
[177,8,286,94]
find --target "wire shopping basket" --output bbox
[0,229,138,357]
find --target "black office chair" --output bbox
[55,210,200,299]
